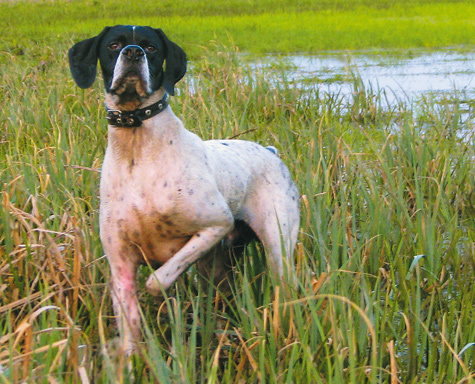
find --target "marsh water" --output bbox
[263,49,475,105]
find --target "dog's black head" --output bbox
[69,25,187,107]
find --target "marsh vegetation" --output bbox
[1,0,475,382]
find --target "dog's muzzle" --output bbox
[110,45,151,96]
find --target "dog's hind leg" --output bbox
[196,220,257,292]
[244,184,300,286]
[195,243,234,294]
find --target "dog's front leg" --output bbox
[108,258,141,354]
[146,224,233,297]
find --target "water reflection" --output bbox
[265,49,475,103]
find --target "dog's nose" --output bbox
[121,45,145,61]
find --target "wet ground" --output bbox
[265,49,475,104]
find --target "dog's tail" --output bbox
[265,146,278,156]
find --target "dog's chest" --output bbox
[99,147,227,264]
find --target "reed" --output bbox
[1,8,475,383]
[1,0,474,57]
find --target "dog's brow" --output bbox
[132,25,136,43]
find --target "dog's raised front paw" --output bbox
[145,272,166,297]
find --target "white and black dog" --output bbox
[69,25,300,353]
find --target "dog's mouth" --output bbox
[108,49,155,110]
[110,70,150,98]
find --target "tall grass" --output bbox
[1,0,475,56]
[1,38,475,382]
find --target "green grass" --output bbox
[1,0,475,382]
[1,0,475,57]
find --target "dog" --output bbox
[68,25,300,353]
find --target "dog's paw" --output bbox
[145,277,163,297]
[145,271,169,297]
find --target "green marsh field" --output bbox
[1,0,475,382]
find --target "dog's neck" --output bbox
[104,88,182,164]
[104,89,170,129]
[105,88,167,112]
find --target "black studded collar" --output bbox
[105,95,168,127]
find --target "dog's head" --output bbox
[68,25,187,108]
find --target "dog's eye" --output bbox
[109,43,121,51]
[145,45,156,53]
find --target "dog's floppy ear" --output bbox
[155,29,187,96]
[68,27,111,89]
